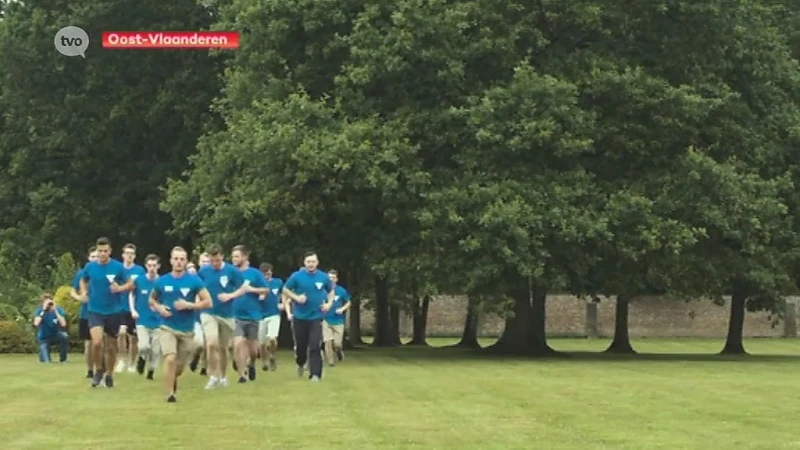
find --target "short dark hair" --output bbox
[88,246,96,254]
[303,250,317,259]
[122,243,136,251]
[207,244,223,256]
[96,237,111,247]
[145,254,159,263]
[232,245,249,256]
[260,263,272,272]
[328,269,338,276]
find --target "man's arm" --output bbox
[283,294,292,316]
[339,298,352,313]
[54,307,67,327]
[128,291,136,314]
[192,288,213,310]
[79,278,89,299]
[148,289,161,309]
[33,308,44,327]
[70,288,82,301]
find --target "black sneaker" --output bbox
[91,370,104,388]
[238,376,247,384]
[336,349,344,361]
[248,365,256,381]
[105,375,114,388]
[146,370,154,380]
[86,370,93,379]
[199,368,207,376]
[167,394,176,403]
[189,354,200,372]
[136,357,146,375]
[232,361,238,372]
[262,364,269,372]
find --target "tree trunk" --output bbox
[605,295,635,354]
[371,276,395,347]
[486,286,532,355]
[347,297,364,347]
[390,303,402,345]
[720,284,748,355]
[528,285,555,355]
[453,296,480,348]
[406,295,430,346]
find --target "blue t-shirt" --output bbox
[260,278,284,319]
[133,275,161,329]
[324,285,351,326]
[72,269,89,319]
[152,272,206,333]
[198,263,243,319]
[233,267,268,321]
[81,259,126,315]
[119,264,145,312]
[34,306,65,341]
[285,269,333,321]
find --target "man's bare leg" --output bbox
[89,327,105,385]
[104,335,119,386]
[260,341,269,370]
[115,330,128,372]
[234,337,249,381]
[266,338,278,370]
[84,340,93,375]
[324,340,335,366]
[129,335,139,369]
[163,353,177,401]
[199,347,207,375]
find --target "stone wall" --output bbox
[353,295,800,338]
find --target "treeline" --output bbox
[2,1,800,355]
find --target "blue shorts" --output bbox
[87,312,122,338]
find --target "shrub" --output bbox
[54,285,80,324]
[0,320,36,353]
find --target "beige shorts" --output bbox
[135,326,161,353]
[159,326,196,368]
[322,322,345,347]
[258,315,281,343]
[200,313,234,348]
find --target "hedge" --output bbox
[0,320,36,353]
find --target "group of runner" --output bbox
[69,237,351,402]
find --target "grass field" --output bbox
[1,337,798,449]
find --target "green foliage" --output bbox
[54,286,79,325]
[0,320,35,353]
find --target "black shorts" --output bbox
[79,318,90,340]
[121,312,137,335]
[87,312,122,338]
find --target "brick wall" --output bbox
[354,295,799,338]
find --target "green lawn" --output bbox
[1,338,798,449]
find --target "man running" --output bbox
[322,270,351,366]
[257,263,283,372]
[117,244,145,374]
[131,254,162,380]
[283,251,334,382]
[197,245,242,389]
[221,245,268,383]
[70,246,98,378]
[79,237,135,388]
[149,246,212,403]
[188,254,211,375]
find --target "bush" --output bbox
[54,285,80,324]
[0,320,36,353]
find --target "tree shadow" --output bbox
[346,344,800,364]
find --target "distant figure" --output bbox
[257,263,284,372]
[33,292,68,363]
[70,246,98,377]
[322,270,351,366]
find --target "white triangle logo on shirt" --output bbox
[180,288,190,297]
[315,282,323,290]
[271,288,278,295]
[105,275,115,283]
[220,276,228,287]
[130,274,139,281]
[335,295,340,301]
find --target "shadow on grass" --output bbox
[346,344,800,364]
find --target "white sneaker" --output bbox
[127,365,136,373]
[218,377,229,387]
[204,377,219,390]
[115,361,125,373]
